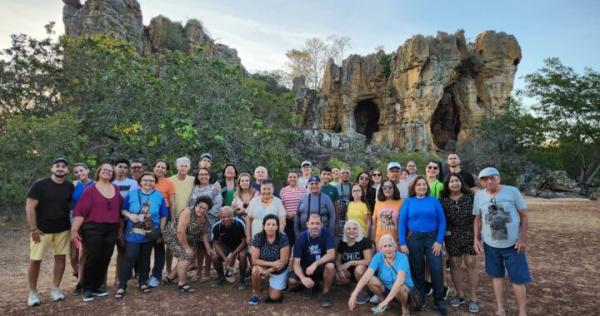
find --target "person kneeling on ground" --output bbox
[163,196,214,293]
[288,213,336,308]
[336,220,373,305]
[348,234,417,316]
[248,214,291,305]
[210,206,248,290]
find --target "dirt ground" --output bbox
[1,197,598,315]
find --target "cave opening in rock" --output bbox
[354,99,380,143]
[430,87,461,151]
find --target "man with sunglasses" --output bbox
[473,167,530,316]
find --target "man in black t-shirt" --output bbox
[210,207,247,289]
[447,153,477,190]
[25,158,74,307]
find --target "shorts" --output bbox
[484,242,531,284]
[30,230,70,260]
[347,266,358,282]
[269,268,290,290]
[289,264,326,282]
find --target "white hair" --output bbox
[176,156,191,165]
[378,234,397,247]
[342,220,364,243]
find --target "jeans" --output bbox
[81,222,118,291]
[119,241,153,289]
[407,231,444,307]
[151,240,165,280]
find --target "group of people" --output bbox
[25,153,531,316]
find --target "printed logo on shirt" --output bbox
[309,244,321,261]
[485,202,511,240]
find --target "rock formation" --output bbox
[297,30,521,152]
[62,0,243,67]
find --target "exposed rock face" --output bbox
[300,30,521,152]
[515,169,583,198]
[63,0,243,68]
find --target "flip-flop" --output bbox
[114,289,126,300]
[163,276,177,284]
[178,284,194,293]
[371,305,388,314]
[139,284,151,294]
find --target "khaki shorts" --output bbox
[30,230,70,260]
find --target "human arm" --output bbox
[398,200,409,252]
[276,198,286,233]
[25,198,43,242]
[293,257,315,288]
[432,198,446,256]
[515,209,529,252]
[70,216,84,242]
[245,207,253,245]
[473,215,483,254]
[379,270,407,309]
[326,196,336,233]
[176,209,194,257]
[348,267,376,311]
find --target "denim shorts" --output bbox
[269,267,290,290]
[484,242,531,284]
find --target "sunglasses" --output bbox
[382,185,394,190]
[371,173,382,177]
[427,166,439,170]
[359,176,369,180]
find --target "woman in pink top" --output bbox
[71,163,123,302]
[279,170,307,246]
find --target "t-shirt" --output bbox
[294,228,335,269]
[336,182,352,203]
[122,189,169,243]
[112,178,139,200]
[72,180,94,210]
[295,193,336,234]
[155,178,175,209]
[246,196,286,238]
[346,201,370,236]
[211,217,246,250]
[168,174,194,216]
[73,184,124,224]
[457,170,476,189]
[252,231,290,265]
[321,184,340,203]
[397,181,409,199]
[337,238,372,264]
[399,196,446,246]
[372,199,402,244]
[27,177,74,233]
[280,186,306,216]
[368,252,414,290]
[473,185,526,248]
[429,179,444,199]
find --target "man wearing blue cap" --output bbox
[473,167,530,316]
[294,175,336,235]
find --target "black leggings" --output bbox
[81,222,118,291]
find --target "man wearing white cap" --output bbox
[386,162,408,198]
[473,167,530,316]
[297,160,312,189]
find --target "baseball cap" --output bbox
[387,162,401,170]
[478,167,500,178]
[308,175,320,183]
[52,157,69,166]
[200,153,212,161]
[301,160,312,167]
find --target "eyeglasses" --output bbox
[427,166,439,170]
[371,173,382,177]
[141,178,155,183]
[198,173,210,176]
[359,176,369,180]
[382,185,394,190]
[309,182,320,186]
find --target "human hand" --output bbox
[348,293,357,311]
[432,242,443,256]
[515,238,528,253]
[31,228,44,243]
[129,214,140,223]
[185,247,195,258]
[473,239,483,255]
[305,263,317,276]
[301,276,315,288]
[400,245,409,254]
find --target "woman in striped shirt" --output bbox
[279,171,306,246]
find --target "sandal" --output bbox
[114,288,126,300]
[178,284,194,293]
[371,305,388,314]
[139,284,151,294]
[163,276,176,284]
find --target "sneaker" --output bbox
[442,286,450,300]
[82,290,94,302]
[238,279,247,290]
[248,295,260,305]
[50,288,65,301]
[320,292,333,308]
[92,287,108,297]
[211,276,226,288]
[467,300,480,313]
[73,284,82,296]
[436,303,448,316]
[27,291,41,307]
[369,294,380,304]
[356,291,369,305]
[424,281,433,296]
[148,276,161,288]
[224,267,237,283]
[450,296,465,307]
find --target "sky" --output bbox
[1,0,599,92]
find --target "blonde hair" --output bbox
[378,234,397,247]
[342,220,364,243]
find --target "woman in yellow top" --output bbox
[346,184,371,236]
[426,161,444,199]
[371,180,403,246]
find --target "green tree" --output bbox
[523,58,600,190]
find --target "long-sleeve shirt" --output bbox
[399,196,446,246]
[294,192,336,235]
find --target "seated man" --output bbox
[288,213,336,308]
[210,206,248,290]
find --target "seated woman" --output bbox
[248,214,290,305]
[335,220,372,305]
[348,235,416,316]
[115,172,168,299]
[163,196,214,293]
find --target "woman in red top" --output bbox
[72,163,123,302]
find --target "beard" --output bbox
[52,171,66,178]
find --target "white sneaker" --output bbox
[27,291,41,307]
[369,294,380,304]
[50,288,65,301]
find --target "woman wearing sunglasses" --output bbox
[371,180,402,247]
[425,161,444,199]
